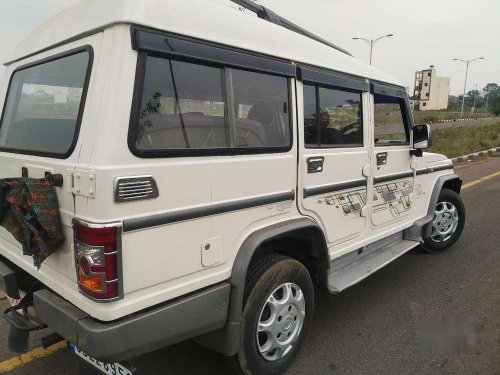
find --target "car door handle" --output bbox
[307,157,324,173]
[376,152,388,166]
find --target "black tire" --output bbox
[421,188,465,253]
[235,254,314,375]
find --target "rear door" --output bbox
[297,66,371,247]
[0,35,101,280]
[370,83,415,229]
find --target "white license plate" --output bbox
[69,344,133,375]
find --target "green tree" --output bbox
[489,95,500,116]
[484,83,499,95]
[467,89,480,98]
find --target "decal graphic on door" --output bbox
[373,179,413,218]
[316,188,367,217]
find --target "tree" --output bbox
[484,83,499,95]
[482,82,500,113]
[467,89,480,98]
[489,95,500,116]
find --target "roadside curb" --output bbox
[436,117,494,123]
[451,147,500,164]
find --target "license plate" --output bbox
[69,344,134,375]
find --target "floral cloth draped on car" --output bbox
[0,178,64,269]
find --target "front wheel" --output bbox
[421,188,465,253]
[236,255,314,375]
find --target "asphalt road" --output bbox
[1,157,500,375]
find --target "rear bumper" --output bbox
[31,283,230,362]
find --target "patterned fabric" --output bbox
[0,178,65,269]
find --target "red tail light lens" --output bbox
[73,220,122,302]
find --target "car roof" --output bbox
[7,0,403,87]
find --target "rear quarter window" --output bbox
[0,48,92,158]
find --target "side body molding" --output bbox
[405,173,462,241]
[196,217,327,355]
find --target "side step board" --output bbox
[328,232,419,293]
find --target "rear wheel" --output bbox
[422,188,465,252]
[236,255,314,374]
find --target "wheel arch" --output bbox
[228,217,328,322]
[405,173,462,241]
[195,217,328,356]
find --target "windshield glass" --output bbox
[0,50,91,157]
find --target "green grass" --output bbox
[413,110,493,124]
[426,122,500,158]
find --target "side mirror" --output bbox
[413,124,431,150]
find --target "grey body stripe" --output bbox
[123,190,295,232]
[374,164,454,184]
[416,164,454,176]
[303,163,454,198]
[303,178,367,198]
[374,171,414,184]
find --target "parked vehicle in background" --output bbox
[0,0,465,373]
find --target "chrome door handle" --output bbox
[376,152,388,166]
[307,157,324,173]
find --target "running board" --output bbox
[328,232,419,293]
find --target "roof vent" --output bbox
[114,176,159,203]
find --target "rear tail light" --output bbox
[73,220,123,302]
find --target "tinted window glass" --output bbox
[0,51,90,156]
[374,94,409,145]
[318,87,362,146]
[232,70,290,148]
[304,85,363,147]
[136,57,227,150]
[303,84,317,146]
[133,56,291,153]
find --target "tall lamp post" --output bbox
[453,57,485,118]
[352,34,394,65]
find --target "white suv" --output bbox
[0,0,465,374]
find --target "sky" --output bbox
[0,0,499,96]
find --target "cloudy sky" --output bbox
[0,0,498,95]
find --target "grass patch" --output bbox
[413,110,492,124]
[426,122,500,158]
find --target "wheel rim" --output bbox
[256,282,306,362]
[430,201,459,243]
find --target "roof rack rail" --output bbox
[231,0,352,57]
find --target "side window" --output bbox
[232,69,290,148]
[303,84,363,148]
[132,55,291,154]
[373,94,410,145]
[0,51,91,157]
[136,57,227,150]
[303,84,318,146]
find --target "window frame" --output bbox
[303,83,365,149]
[371,82,413,147]
[128,52,293,158]
[0,45,94,159]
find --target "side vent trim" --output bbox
[114,176,159,203]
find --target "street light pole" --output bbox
[353,34,394,65]
[453,57,485,118]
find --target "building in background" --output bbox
[413,65,450,111]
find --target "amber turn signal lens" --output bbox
[79,269,105,292]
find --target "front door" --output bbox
[370,84,415,229]
[297,66,370,247]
